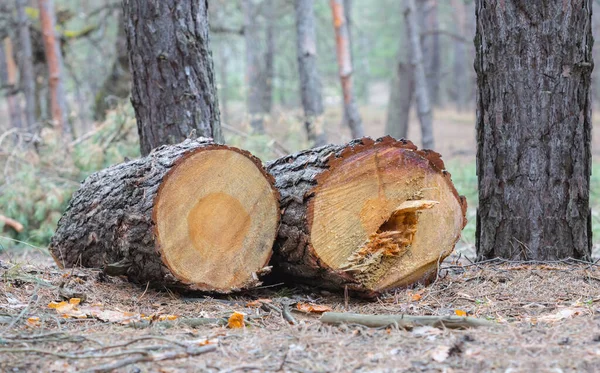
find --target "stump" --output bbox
[49,138,280,292]
[267,136,467,295]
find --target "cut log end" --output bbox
[154,147,280,292]
[305,137,466,293]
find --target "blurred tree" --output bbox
[0,38,23,131]
[475,0,592,260]
[385,23,413,140]
[16,0,36,131]
[330,0,363,139]
[295,0,327,146]
[450,0,467,111]
[38,0,69,137]
[417,0,440,106]
[124,0,222,156]
[405,0,433,149]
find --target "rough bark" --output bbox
[417,0,440,106]
[0,38,23,131]
[263,0,275,114]
[38,0,69,136]
[330,0,364,139]
[94,10,130,121]
[49,138,279,292]
[243,0,266,132]
[124,0,222,156]
[475,1,593,260]
[450,0,468,111]
[295,0,327,146]
[16,0,36,131]
[405,0,434,149]
[267,136,466,295]
[386,23,414,140]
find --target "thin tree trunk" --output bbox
[218,44,229,125]
[0,38,23,131]
[450,0,467,111]
[38,0,69,137]
[330,0,364,139]
[417,0,440,106]
[94,10,130,121]
[124,0,222,156]
[385,32,414,140]
[263,0,274,114]
[243,0,265,133]
[475,0,592,260]
[404,0,433,149]
[295,0,327,146]
[16,0,36,132]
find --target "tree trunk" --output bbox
[49,138,280,292]
[263,0,275,114]
[295,0,327,146]
[405,0,434,149]
[94,10,130,121]
[475,0,593,260]
[417,0,440,106]
[16,0,36,132]
[267,136,466,295]
[124,0,222,156]
[450,0,468,112]
[330,0,364,139]
[0,38,23,132]
[386,24,414,140]
[217,44,229,125]
[243,0,266,132]
[38,0,69,137]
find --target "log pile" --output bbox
[50,136,466,295]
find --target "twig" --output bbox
[320,312,497,329]
[281,303,297,325]
[83,345,217,373]
[0,215,23,232]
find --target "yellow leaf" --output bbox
[69,298,81,305]
[227,312,245,328]
[27,317,40,327]
[246,299,272,307]
[411,293,422,301]
[48,301,67,309]
[455,309,467,317]
[296,303,332,314]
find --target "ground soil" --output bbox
[2,249,600,373]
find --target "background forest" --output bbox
[0,0,599,253]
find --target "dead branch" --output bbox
[320,312,498,329]
[0,215,23,232]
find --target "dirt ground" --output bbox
[1,249,600,373]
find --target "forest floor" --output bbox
[1,249,600,373]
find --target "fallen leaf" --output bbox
[69,298,81,305]
[228,312,245,328]
[454,309,467,317]
[411,293,422,301]
[48,301,87,319]
[296,303,332,313]
[537,307,587,323]
[431,345,451,362]
[246,299,272,307]
[26,317,40,327]
[158,314,178,321]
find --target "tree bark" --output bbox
[49,138,280,292]
[475,0,593,260]
[0,38,23,132]
[295,0,327,146]
[330,0,364,139]
[124,0,222,156]
[16,0,36,131]
[386,23,414,140]
[267,136,466,295]
[405,0,434,149]
[450,0,468,111]
[263,0,275,114]
[38,0,69,137]
[94,10,130,121]
[243,0,266,132]
[417,0,440,106]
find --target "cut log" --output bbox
[267,136,466,295]
[49,138,280,293]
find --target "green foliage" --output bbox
[446,161,478,246]
[0,104,139,249]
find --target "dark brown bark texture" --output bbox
[49,139,229,290]
[295,0,327,146]
[475,1,593,260]
[124,0,222,156]
[266,137,449,293]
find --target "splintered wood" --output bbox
[267,137,467,295]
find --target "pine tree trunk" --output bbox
[295,0,327,146]
[450,0,468,112]
[405,0,434,149]
[38,0,69,137]
[267,137,466,295]
[243,0,266,132]
[124,0,222,156]
[386,22,414,140]
[263,0,275,114]
[475,0,593,260]
[49,139,280,292]
[330,0,364,139]
[418,0,440,106]
[16,0,36,132]
[0,38,23,132]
